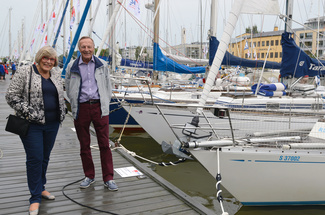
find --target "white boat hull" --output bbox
[190,147,325,205]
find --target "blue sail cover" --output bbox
[98,56,153,69]
[209,36,281,69]
[280,32,325,78]
[153,42,206,74]
[120,58,153,69]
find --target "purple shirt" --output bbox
[78,56,100,103]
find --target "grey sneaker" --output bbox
[80,177,95,188]
[104,180,118,191]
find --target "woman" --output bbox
[6,46,66,215]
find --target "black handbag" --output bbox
[5,67,32,136]
[5,114,30,136]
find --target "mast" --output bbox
[209,0,218,38]
[9,8,12,60]
[285,0,293,32]
[52,0,70,48]
[88,0,102,37]
[109,0,116,72]
[95,0,125,57]
[70,0,73,45]
[153,0,160,82]
[62,0,92,77]
[200,0,202,59]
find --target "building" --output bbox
[294,16,325,57]
[228,17,325,64]
[229,26,283,63]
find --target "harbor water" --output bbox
[112,129,325,215]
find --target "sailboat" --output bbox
[121,0,325,207]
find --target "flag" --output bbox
[41,35,48,48]
[253,43,257,60]
[50,11,56,22]
[67,36,71,50]
[244,41,249,50]
[41,23,45,33]
[30,38,35,53]
[70,6,76,30]
[127,0,140,18]
[53,13,62,36]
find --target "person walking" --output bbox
[65,36,118,191]
[0,63,5,80]
[11,61,16,79]
[6,46,66,215]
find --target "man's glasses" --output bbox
[42,56,56,63]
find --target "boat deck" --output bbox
[0,79,214,215]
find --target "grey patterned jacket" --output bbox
[6,65,66,124]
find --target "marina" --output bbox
[3,0,325,214]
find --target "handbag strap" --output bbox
[28,66,32,106]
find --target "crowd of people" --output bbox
[0,61,16,80]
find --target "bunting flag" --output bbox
[244,41,249,50]
[127,0,140,18]
[41,23,46,33]
[67,36,71,50]
[53,13,62,36]
[253,43,257,60]
[70,6,76,30]
[41,35,48,48]
[247,49,250,58]
[30,38,35,53]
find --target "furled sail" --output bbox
[280,32,325,78]
[209,36,281,69]
[153,43,206,74]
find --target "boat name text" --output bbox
[279,155,300,162]
[308,63,325,71]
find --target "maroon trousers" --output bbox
[74,102,114,182]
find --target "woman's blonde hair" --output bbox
[35,45,59,67]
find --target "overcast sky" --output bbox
[0,0,323,58]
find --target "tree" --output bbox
[135,46,141,60]
[246,25,259,34]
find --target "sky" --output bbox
[0,0,324,59]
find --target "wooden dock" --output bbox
[0,79,214,215]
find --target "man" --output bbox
[65,36,118,191]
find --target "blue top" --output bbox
[11,63,16,71]
[33,65,59,123]
[0,65,5,75]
